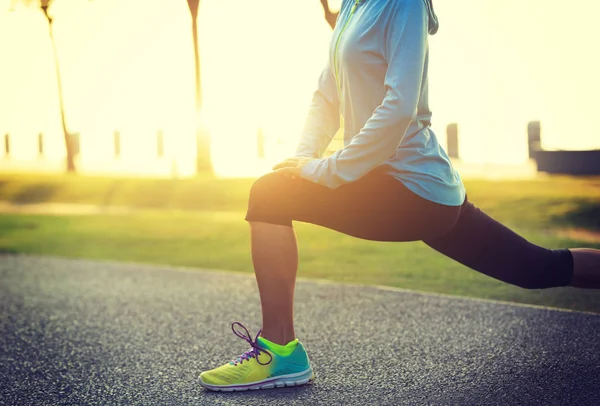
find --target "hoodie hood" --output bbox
[358,0,439,34]
[423,0,439,35]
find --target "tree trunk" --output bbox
[42,3,75,172]
[187,0,212,174]
[320,0,338,29]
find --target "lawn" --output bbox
[0,172,599,313]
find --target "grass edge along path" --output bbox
[0,172,599,313]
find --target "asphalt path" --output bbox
[1,255,599,405]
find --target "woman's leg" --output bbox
[250,221,298,345]
[245,170,461,346]
[424,198,600,290]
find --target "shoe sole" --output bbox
[200,367,315,392]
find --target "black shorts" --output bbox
[245,168,574,290]
[245,168,463,242]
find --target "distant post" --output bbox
[446,123,459,159]
[114,131,121,158]
[157,130,164,158]
[38,133,44,156]
[257,128,265,159]
[4,134,9,156]
[527,121,541,158]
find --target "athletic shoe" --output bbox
[199,322,315,391]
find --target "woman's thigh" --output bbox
[245,169,462,242]
[423,200,574,289]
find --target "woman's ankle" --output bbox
[260,325,296,346]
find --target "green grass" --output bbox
[0,172,599,313]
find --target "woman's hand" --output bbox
[272,156,313,179]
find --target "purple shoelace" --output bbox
[229,322,273,366]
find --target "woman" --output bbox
[199,0,599,392]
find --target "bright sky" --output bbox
[0,0,598,175]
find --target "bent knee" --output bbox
[246,172,295,226]
[248,172,285,205]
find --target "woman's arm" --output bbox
[294,63,340,159]
[300,0,428,188]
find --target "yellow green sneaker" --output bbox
[199,322,315,392]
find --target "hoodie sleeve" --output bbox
[294,63,340,159]
[300,0,428,187]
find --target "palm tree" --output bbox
[186,0,212,174]
[320,0,339,29]
[40,0,76,172]
[186,1,333,173]
[10,0,76,172]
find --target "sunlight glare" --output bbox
[0,0,598,177]
[199,0,331,177]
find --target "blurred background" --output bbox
[1,0,599,178]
